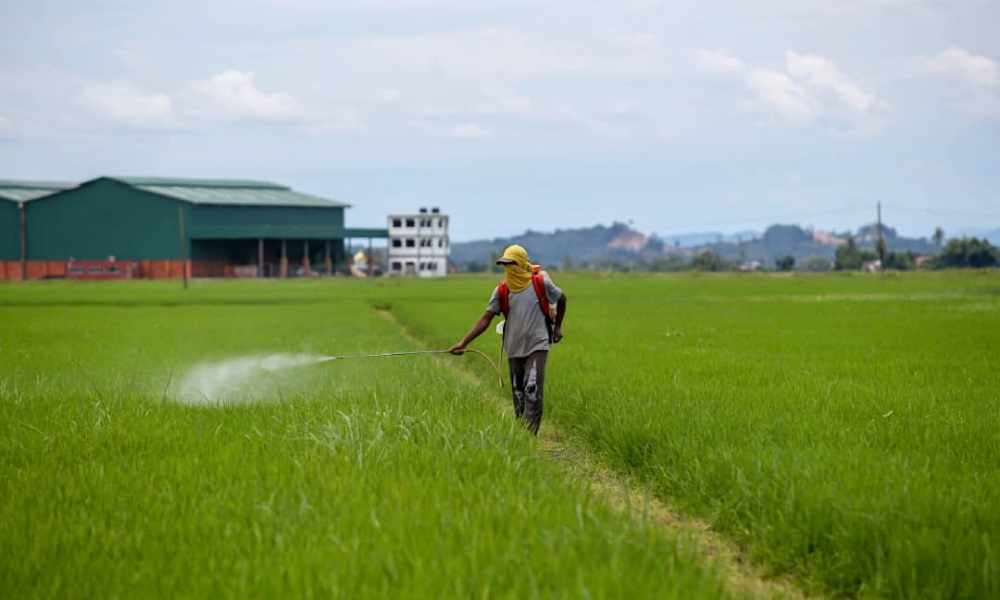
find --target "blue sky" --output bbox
[2,0,998,241]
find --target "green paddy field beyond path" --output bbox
[1,272,997,599]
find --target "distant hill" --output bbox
[450,222,941,270]
[450,222,660,269]
[703,223,937,266]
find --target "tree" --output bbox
[835,237,863,271]
[690,250,732,271]
[465,260,487,273]
[489,251,502,273]
[884,251,914,271]
[650,256,688,272]
[800,255,831,272]
[937,237,1000,268]
[933,227,945,250]
[775,255,796,271]
[562,254,574,271]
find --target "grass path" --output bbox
[379,310,815,600]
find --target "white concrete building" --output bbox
[387,207,450,276]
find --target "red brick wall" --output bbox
[0,261,24,281]
[139,260,195,279]
[3,259,241,281]
[25,261,67,279]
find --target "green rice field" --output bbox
[1,272,998,598]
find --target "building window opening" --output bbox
[392,239,402,248]
[405,239,415,248]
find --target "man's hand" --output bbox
[449,343,466,355]
[552,325,563,344]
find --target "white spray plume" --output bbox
[171,353,332,405]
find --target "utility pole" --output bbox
[876,201,885,283]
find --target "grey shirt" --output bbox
[487,276,564,358]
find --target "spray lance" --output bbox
[321,347,504,388]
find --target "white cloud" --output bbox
[407,85,634,139]
[917,47,998,88]
[696,49,745,75]
[703,50,883,129]
[110,47,153,71]
[410,121,494,140]
[610,31,660,51]
[786,51,883,115]
[909,48,1000,119]
[556,106,628,139]
[75,81,175,127]
[599,99,643,119]
[378,89,402,104]
[298,109,368,136]
[745,69,817,124]
[409,86,537,119]
[474,88,536,117]
[746,0,923,18]
[0,114,14,140]
[188,70,300,121]
[620,0,662,10]
[363,28,594,76]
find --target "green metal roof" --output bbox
[103,176,350,209]
[188,225,388,240]
[0,180,76,202]
[111,176,287,189]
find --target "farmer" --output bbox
[450,245,567,435]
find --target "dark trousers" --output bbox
[508,350,548,435]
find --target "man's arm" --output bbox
[552,293,567,343]
[449,311,497,354]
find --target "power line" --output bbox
[640,206,873,234]
[882,205,1000,219]
[452,203,999,241]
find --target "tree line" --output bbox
[459,231,998,273]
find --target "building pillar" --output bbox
[258,238,264,278]
[280,239,288,279]
[324,240,332,277]
[302,240,310,277]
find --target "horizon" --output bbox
[442,216,997,245]
[3,1,998,244]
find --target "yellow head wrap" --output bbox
[498,245,533,293]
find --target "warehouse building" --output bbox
[15,176,386,280]
[0,180,75,280]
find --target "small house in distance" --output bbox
[387,207,450,277]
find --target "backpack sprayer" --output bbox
[322,347,504,388]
